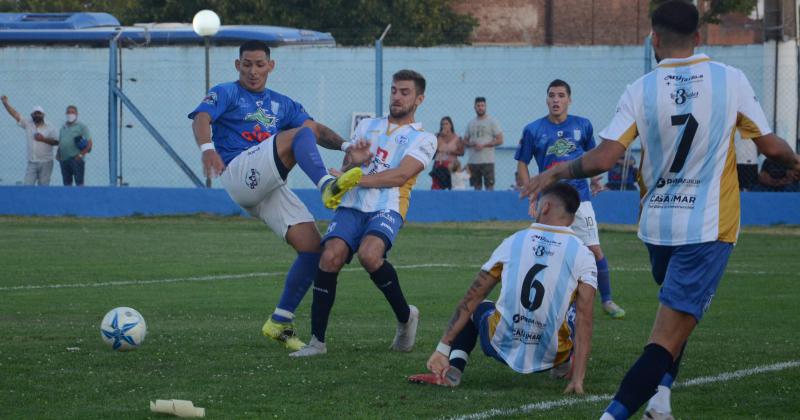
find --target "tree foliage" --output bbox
[0,0,478,46]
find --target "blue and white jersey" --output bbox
[481,224,597,374]
[515,115,596,202]
[599,54,771,246]
[339,117,437,218]
[188,81,310,165]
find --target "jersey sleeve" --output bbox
[481,236,513,278]
[187,85,231,122]
[735,69,771,139]
[514,126,535,164]
[598,84,639,149]
[574,246,598,290]
[405,133,437,169]
[17,118,29,129]
[280,97,311,129]
[491,117,503,137]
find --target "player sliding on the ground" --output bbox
[522,2,800,419]
[290,70,437,357]
[189,40,371,352]
[409,183,596,393]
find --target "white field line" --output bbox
[446,360,800,420]
[1,263,790,292]
[0,263,458,291]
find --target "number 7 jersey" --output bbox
[599,53,771,246]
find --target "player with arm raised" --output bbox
[409,183,596,394]
[290,69,437,357]
[522,2,800,419]
[516,79,625,320]
[188,40,369,352]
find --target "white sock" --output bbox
[599,413,616,420]
[317,175,334,190]
[646,385,672,413]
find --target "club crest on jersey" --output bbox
[245,108,277,130]
[573,129,582,141]
[245,168,260,189]
[202,91,218,105]
[545,138,577,157]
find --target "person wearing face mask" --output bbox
[1,95,59,186]
[56,105,93,186]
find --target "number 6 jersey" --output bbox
[481,223,597,373]
[599,54,771,246]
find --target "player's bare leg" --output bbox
[358,235,419,352]
[589,245,625,319]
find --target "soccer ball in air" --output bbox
[100,307,147,351]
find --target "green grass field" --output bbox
[1,216,798,419]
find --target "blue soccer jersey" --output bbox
[188,81,311,165]
[515,115,596,202]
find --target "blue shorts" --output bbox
[321,207,404,262]
[475,301,507,365]
[646,241,734,322]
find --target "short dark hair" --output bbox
[66,105,78,113]
[393,69,426,95]
[651,1,699,40]
[547,79,571,96]
[475,97,486,104]
[541,183,580,215]
[239,40,271,58]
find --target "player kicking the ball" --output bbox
[290,70,438,357]
[409,183,596,392]
[189,40,370,351]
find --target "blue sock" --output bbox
[597,256,612,303]
[271,252,320,323]
[290,127,330,189]
[606,343,673,419]
[311,269,339,343]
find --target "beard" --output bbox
[32,117,44,124]
[389,103,415,119]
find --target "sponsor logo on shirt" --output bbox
[545,138,577,157]
[573,129,582,141]
[367,147,392,175]
[534,245,554,257]
[396,135,408,145]
[202,91,218,105]
[663,74,704,85]
[655,177,701,188]
[648,193,696,209]
[670,88,699,105]
[512,313,547,328]
[245,168,260,189]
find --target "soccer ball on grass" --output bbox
[100,307,147,351]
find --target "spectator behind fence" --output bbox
[735,134,758,191]
[463,97,503,190]
[1,95,59,185]
[430,116,464,190]
[57,105,93,186]
[450,159,470,190]
[606,155,638,191]
[754,158,800,192]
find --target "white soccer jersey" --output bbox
[599,54,771,246]
[339,117,437,218]
[481,223,597,374]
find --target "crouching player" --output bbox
[409,183,596,393]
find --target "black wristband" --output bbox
[569,158,588,179]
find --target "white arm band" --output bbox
[200,142,215,152]
[340,142,352,152]
[436,341,451,356]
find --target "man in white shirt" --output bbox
[1,96,59,185]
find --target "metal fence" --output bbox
[0,41,797,192]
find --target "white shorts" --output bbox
[221,140,314,238]
[571,201,600,247]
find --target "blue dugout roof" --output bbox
[0,13,335,46]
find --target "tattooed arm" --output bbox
[426,270,500,379]
[303,120,345,150]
